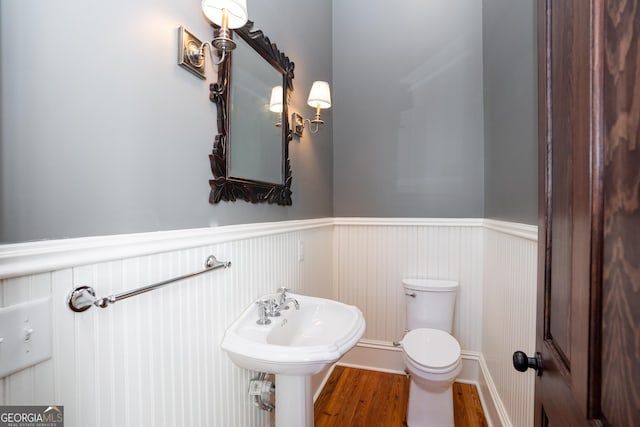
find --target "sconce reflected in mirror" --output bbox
[269,85,283,128]
[292,81,332,136]
[177,0,248,79]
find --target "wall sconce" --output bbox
[178,0,248,79]
[292,81,332,136]
[269,85,283,128]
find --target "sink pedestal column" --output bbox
[275,374,314,427]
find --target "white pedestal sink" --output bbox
[221,293,365,427]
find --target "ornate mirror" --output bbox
[209,21,295,205]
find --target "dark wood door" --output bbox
[534,0,640,425]
[536,0,600,424]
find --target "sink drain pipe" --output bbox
[249,372,275,412]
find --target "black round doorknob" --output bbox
[512,351,543,376]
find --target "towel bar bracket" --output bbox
[67,285,97,313]
[67,255,231,312]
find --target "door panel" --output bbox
[548,0,577,368]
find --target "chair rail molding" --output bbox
[0,218,333,279]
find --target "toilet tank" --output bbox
[402,278,458,333]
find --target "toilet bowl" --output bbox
[401,279,461,427]
[402,328,462,427]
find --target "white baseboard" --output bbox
[313,363,338,403]
[477,354,513,427]
[321,339,512,427]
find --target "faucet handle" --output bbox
[277,287,289,305]
[255,299,271,325]
[267,297,281,317]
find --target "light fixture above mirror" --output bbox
[177,0,248,79]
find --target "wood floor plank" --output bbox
[453,383,488,427]
[314,366,488,427]
[369,369,408,426]
[332,367,367,426]
[360,368,406,427]
[314,365,343,413]
[316,366,370,426]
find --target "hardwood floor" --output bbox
[452,382,488,427]
[314,366,488,427]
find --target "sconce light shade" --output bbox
[269,86,284,113]
[290,81,331,136]
[201,0,248,29]
[307,81,332,109]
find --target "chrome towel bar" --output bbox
[67,255,231,312]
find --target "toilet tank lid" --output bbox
[402,278,458,292]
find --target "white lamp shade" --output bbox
[201,0,248,29]
[269,86,283,113]
[307,81,332,109]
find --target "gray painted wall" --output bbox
[0,0,333,243]
[332,0,485,218]
[482,0,538,225]
[2,0,539,242]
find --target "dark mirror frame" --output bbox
[208,21,295,205]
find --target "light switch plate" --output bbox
[0,297,52,378]
[297,239,305,262]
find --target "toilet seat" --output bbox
[403,328,461,373]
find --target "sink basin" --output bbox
[221,293,365,375]
[221,293,365,426]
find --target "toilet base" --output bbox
[406,378,455,427]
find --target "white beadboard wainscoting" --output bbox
[1,218,537,427]
[332,218,538,427]
[0,219,334,427]
[333,218,484,351]
[482,220,538,427]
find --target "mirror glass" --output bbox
[209,21,295,206]
[229,36,283,183]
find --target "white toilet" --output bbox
[401,278,462,427]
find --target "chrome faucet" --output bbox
[276,287,299,310]
[256,289,301,325]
